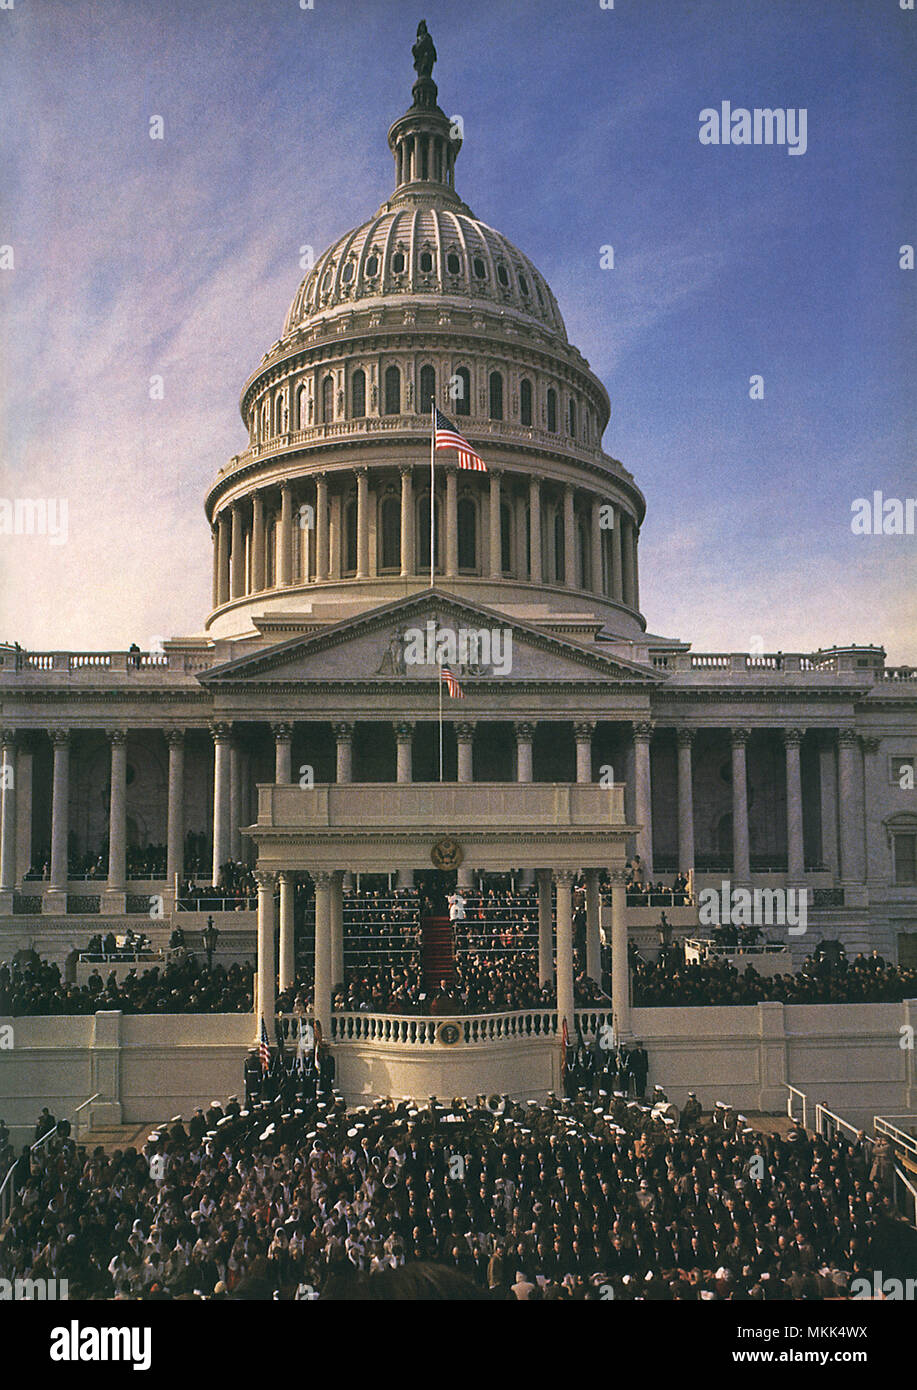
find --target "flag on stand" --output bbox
[259,1017,271,1074]
[441,665,464,699]
[434,408,487,472]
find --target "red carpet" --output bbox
[421,915,456,992]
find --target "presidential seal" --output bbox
[437,1021,461,1046]
[431,835,463,870]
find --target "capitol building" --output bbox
[1,28,915,1128]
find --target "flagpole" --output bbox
[429,405,435,588]
[438,660,444,782]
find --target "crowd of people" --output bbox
[633,946,917,1007]
[81,929,154,960]
[1,1088,912,1301]
[0,955,254,1016]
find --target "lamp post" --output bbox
[202,915,220,970]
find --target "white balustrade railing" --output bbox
[277,1007,613,1048]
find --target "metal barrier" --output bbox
[814,1103,870,1145]
[73,1093,101,1141]
[0,1160,19,1224]
[786,1084,808,1130]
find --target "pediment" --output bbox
[199,591,659,686]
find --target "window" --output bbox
[392,251,405,274]
[894,833,917,885]
[344,500,357,574]
[568,397,577,438]
[351,369,366,419]
[473,257,487,280]
[489,371,503,421]
[458,497,476,570]
[500,502,512,573]
[321,375,334,424]
[297,384,309,429]
[446,252,461,275]
[384,365,401,416]
[547,388,557,433]
[518,273,529,296]
[497,263,510,287]
[454,366,471,417]
[520,378,533,427]
[274,394,285,434]
[341,261,354,284]
[365,254,379,277]
[380,496,400,571]
[321,267,334,294]
[419,250,434,273]
[419,365,436,415]
[418,495,439,570]
[554,507,565,583]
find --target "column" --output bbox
[278,871,295,992]
[356,468,370,579]
[279,482,294,587]
[273,722,293,785]
[255,869,276,1033]
[445,467,458,577]
[230,503,245,599]
[574,720,595,783]
[216,511,230,606]
[331,870,344,986]
[313,870,333,1035]
[334,722,354,783]
[211,527,219,609]
[590,496,603,595]
[514,721,535,783]
[838,729,864,882]
[165,730,185,887]
[554,869,576,1030]
[49,730,70,893]
[14,745,32,885]
[211,724,232,885]
[632,524,640,611]
[229,737,243,861]
[399,466,414,577]
[632,721,654,877]
[537,868,553,985]
[315,474,329,579]
[488,468,502,579]
[609,868,631,1040]
[563,485,576,588]
[528,477,542,584]
[784,728,805,881]
[329,491,342,579]
[106,730,128,895]
[585,867,601,982]
[676,728,695,876]
[395,722,415,783]
[0,730,17,896]
[251,492,266,593]
[731,727,751,882]
[455,722,475,783]
[611,505,624,603]
[818,733,838,876]
[621,515,634,607]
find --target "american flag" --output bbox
[259,1017,271,1074]
[441,665,464,699]
[434,408,487,472]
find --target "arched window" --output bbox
[384,365,401,416]
[446,251,461,275]
[321,376,334,424]
[418,495,439,570]
[392,251,406,274]
[489,371,503,421]
[547,388,557,433]
[457,497,476,570]
[379,496,400,571]
[500,501,513,573]
[297,384,309,430]
[473,257,487,280]
[454,366,471,417]
[274,394,285,435]
[365,254,379,278]
[419,250,434,273]
[568,397,577,438]
[554,507,565,583]
[518,272,529,297]
[351,369,366,419]
[419,365,436,415]
[520,378,533,427]
[497,262,510,287]
[344,499,357,574]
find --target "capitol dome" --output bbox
[204,28,646,643]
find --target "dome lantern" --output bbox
[387,21,462,205]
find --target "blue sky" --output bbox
[0,0,914,658]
